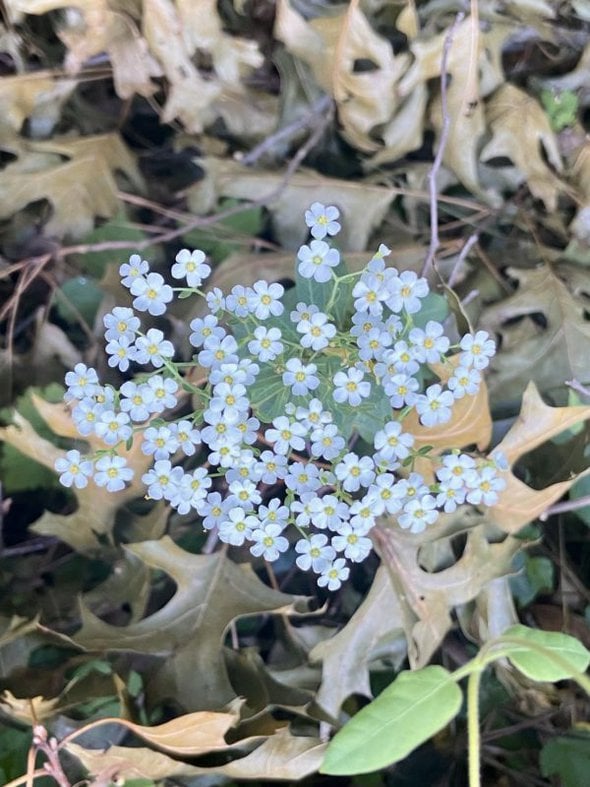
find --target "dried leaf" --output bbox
[402,357,492,453]
[0,133,143,238]
[66,727,326,781]
[480,84,563,211]
[0,691,60,724]
[0,72,75,138]
[481,264,590,400]
[488,383,590,532]
[71,537,304,711]
[0,395,153,552]
[186,158,395,251]
[275,0,407,151]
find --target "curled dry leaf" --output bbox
[402,356,492,453]
[488,382,590,533]
[0,690,60,724]
[274,0,407,152]
[186,158,396,250]
[0,394,153,553]
[66,726,326,781]
[0,72,75,139]
[480,84,563,211]
[481,264,590,400]
[0,133,143,238]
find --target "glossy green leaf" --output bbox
[321,666,462,775]
[502,624,590,681]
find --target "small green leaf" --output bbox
[248,364,291,424]
[541,731,590,786]
[321,666,462,775]
[412,292,448,329]
[55,276,104,325]
[569,475,590,526]
[502,624,590,681]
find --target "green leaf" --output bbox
[412,292,448,329]
[248,363,291,424]
[569,474,590,526]
[502,624,590,681]
[295,269,333,313]
[54,276,104,325]
[509,554,554,607]
[0,384,65,493]
[541,731,590,786]
[75,211,150,277]
[320,666,462,775]
[183,200,263,263]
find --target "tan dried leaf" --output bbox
[0,133,143,237]
[488,382,590,532]
[66,728,326,781]
[0,691,60,724]
[0,72,75,139]
[275,0,407,151]
[480,84,563,210]
[186,158,395,251]
[480,264,590,399]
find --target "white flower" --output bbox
[198,334,239,369]
[120,381,154,422]
[95,410,132,446]
[64,363,99,401]
[170,468,212,514]
[219,507,258,546]
[248,326,283,362]
[331,524,372,563]
[383,373,420,409]
[257,450,288,484]
[282,358,319,396]
[130,272,173,316]
[297,240,340,283]
[94,455,133,492]
[284,461,321,494]
[409,321,450,364]
[54,449,93,489]
[141,425,179,460]
[250,523,289,561]
[465,466,506,506]
[228,478,262,509]
[226,285,254,317]
[398,495,439,533]
[295,534,335,572]
[290,302,319,324]
[142,459,183,501]
[333,367,371,407]
[295,398,332,430]
[310,423,345,461]
[171,248,211,287]
[373,421,414,462]
[356,326,392,362]
[317,558,350,591]
[297,312,336,351]
[365,474,403,515]
[304,202,341,240]
[436,483,466,513]
[352,274,387,315]
[386,270,429,314]
[206,287,226,313]
[435,453,476,489]
[105,335,137,372]
[334,453,375,492]
[145,376,178,412]
[133,329,174,368]
[248,280,284,319]
[169,420,202,456]
[120,254,149,288]
[189,315,225,348]
[103,307,140,342]
[415,384,454,427]
[448,365,481,398]
[265,416,306,455]
[308,495,350,531]
[459,330,496,370]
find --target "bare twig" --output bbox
[31,726,71,787]
[540,493,590,521]
[448,232,479,287]
[566,379,590,398]
[421,11,466,278]
[240,95,332,166]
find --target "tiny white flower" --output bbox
[172,248,211,287]
[282,358,319,396]
[415,384,454,427]
[317,558,350,591]
[297,240,340,283]
[459,330,496,370]
[54,449,93,489]
[250,523,289,561]
[333,367,371,407]
[305,202,341,240]
[133,328,174,368]
[130,272,173,316]
[248,280,284,319]
[295,534,335,572]
[120,254,149,288]
[94,455,133,492]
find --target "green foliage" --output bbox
[183,200,263,263]
[321,625,590,776]
[510,553,554,607]
[540,88,578,131]
[54,275,104,325]
[540,730,590,786]
[321,666,462,775]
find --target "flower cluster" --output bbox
[55,203,506,591]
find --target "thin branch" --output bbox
[566,379,590,398]
[240,95,332,166]
[448,232,479,287]
[421,11,466,278]
[540,493,590,521]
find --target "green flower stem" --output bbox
[467,666,483,787]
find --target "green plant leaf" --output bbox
[509,554,554,607]
[54,275,104,325]
[569,474,590,526]
[247,363,291,423]
[501,624,590,681]
[320,666,462,775]
[411,292,448,329]
[540,731,590,786]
